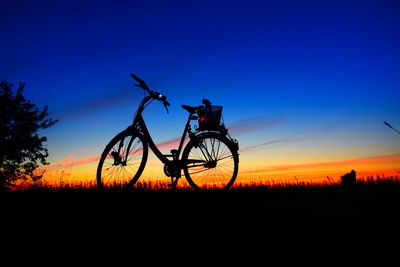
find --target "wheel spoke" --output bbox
[97,132,147,188]
[184,134,238,189]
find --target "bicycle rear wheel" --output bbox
[96,130,148,188]
[182,132,239,190]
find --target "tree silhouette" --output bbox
[0,81,57,189]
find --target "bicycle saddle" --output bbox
[181,105,202,113]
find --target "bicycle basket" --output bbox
[197,105,223,131]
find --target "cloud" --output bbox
[155,137,183,151]
[48,137,183,170]
[241,138,307,152]
[48,147,93,170]
[65,156,101,166]
[48,115,284,169]
[227,117,283,136]
[54,88,137,120]
[243,154,400,174]
[75,147,92,154]
[240,124,338,153]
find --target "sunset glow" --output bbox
[2,1,399,187]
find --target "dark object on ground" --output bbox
[341,170,356,185]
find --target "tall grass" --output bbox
[10,175,400,192]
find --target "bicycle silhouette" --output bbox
[96,74,239,190]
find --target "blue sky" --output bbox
[1,0,399,181]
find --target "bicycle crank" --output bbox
[163,163,181,177]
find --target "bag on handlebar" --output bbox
[197,105,223,131]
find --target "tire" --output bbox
[182,132,239,190]
[96,130,148,188]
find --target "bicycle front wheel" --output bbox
[182,132,239,190]
[96,130,148,188]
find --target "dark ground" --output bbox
[1,183,400,266]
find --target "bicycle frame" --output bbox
[128,95,193,165]
[97,73,239,190]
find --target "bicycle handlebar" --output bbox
[131,73,170,113]
[151,91,170,113]
[131,73,150,92]
[153,91,170,105]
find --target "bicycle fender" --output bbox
[189,132,239,152]
[189,132,200,148]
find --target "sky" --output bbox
[1,0,399,185]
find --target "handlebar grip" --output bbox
[130,73,141,82]
[131,73,150,91]
[153,91,162,99]
[159,93,170,106]
[148,90,170,107]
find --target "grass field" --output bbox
[2,176,400,266]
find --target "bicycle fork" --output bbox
[114,136,132,166]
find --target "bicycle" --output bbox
[96,73,239,190]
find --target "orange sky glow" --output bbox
[39,150,400,187]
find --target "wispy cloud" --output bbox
[48,147,93,170]
[48,115,284,169]
[241,138,307,152]
[227,117,283,136]
[62,147,92,160]
[64,155,101,167]
[48,137,183,170]
[240,124,337,153]
[155,137,182,151]
[242,154,400,174]
[54,88,137,120]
